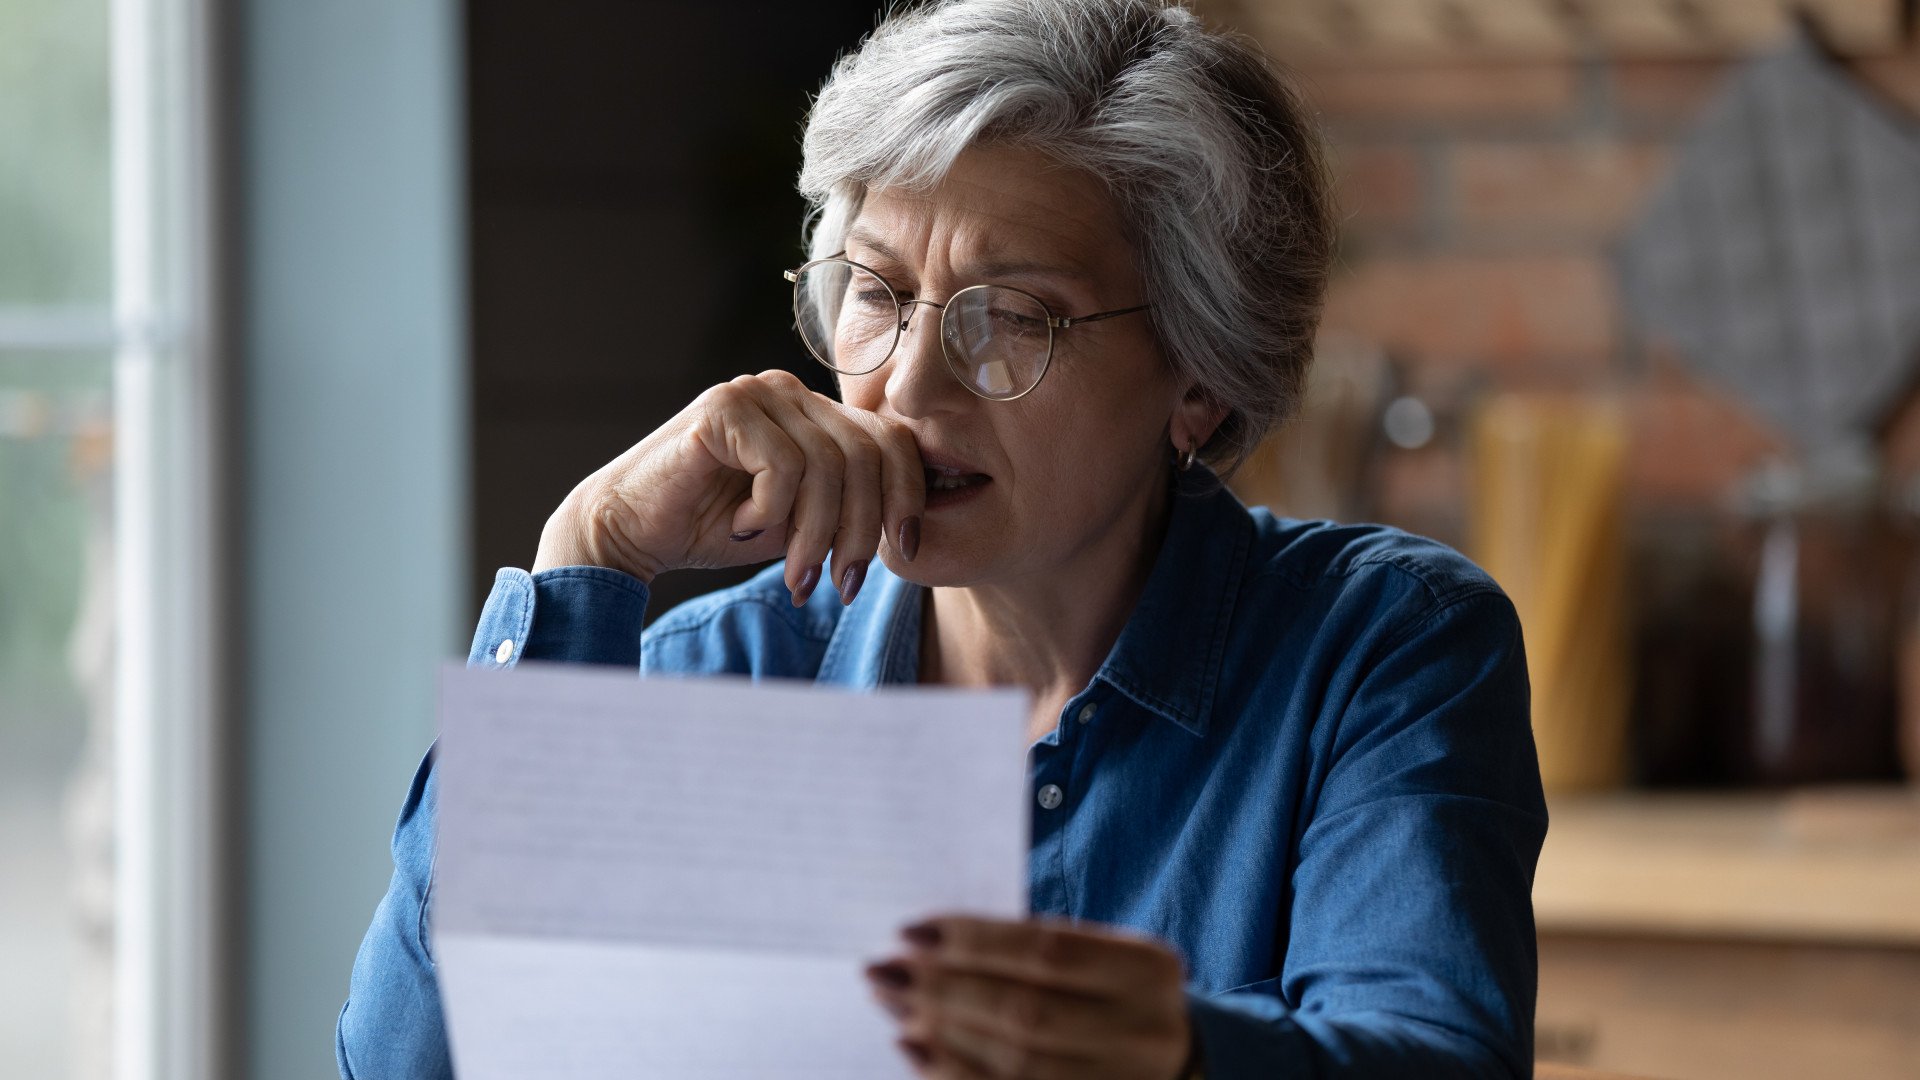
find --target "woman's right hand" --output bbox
[532,369,926,606]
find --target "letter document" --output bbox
[433,662,1030,1078]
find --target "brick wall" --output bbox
[1218,35,1920,785]
[1232,43,1920,536]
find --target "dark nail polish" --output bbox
[728,529,763,542]
[901,921,942,949]
[865,960,913,989]
[791,564,820,607]
[839,560,868,606]
[898,516,921,562]
[898,1037,932,1066]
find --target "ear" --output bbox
[1171,383,1230,453]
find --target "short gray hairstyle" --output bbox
[798,0,1335,474]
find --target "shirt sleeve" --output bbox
[336,565,652,1079]
[466,565,652,669]
[1185,590,1548,1080]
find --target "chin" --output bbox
[878,541,1000,589]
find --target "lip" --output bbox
[916,446,993,511]
[924,475,991,510]
[917,448,989,478]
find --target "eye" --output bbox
[846,270,899,309]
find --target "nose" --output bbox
[885,300,967,420]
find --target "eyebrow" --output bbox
[844,227,1094,288]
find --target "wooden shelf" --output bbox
[1201,0,1913,61]
[1533,786,1920,946]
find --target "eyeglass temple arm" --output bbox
[1051,304,1151,330]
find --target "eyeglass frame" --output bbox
[782,252,1151,402]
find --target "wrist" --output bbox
[532,487,662,584]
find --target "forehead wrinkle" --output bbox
[846,213,1103,288]
[845,146,1136,297]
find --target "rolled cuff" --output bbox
[465,565,650,669]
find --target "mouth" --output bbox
[920,452,992,505]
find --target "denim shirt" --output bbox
[337,476,1547,1079]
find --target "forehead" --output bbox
[847,143,1133,279]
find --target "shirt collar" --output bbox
[816,468,1253,738]
[1091,469,1252,738]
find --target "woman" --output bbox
[338,1,1546,1077]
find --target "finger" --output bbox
[792,394,885,604]
[896,1036,938,1078]
[914,1030,1001,1080]
[904,916,1186,1000]
[688,387,804,539]
[750,386,847,601]
[838,405,926,563]
[913,967,1113,1056]
[927,1020,1083,1080]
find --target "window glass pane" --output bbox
[0,349,112,1077]
[0,0,111,305]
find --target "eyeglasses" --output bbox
[783,254,1150,401]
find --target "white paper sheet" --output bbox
[432,661,1030,1080]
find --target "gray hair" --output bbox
[797,0,1335,474]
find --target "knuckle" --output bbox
[1002,986,1048,1033]
[844,441,881,478]
[757,368,804,392]
[1034,929,1075,971]
[768,439,805,473]
[811,439,847,475]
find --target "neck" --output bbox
[920,472,1174,711]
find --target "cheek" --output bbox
[999,395,1158,507]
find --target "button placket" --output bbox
[1036,783,1064,810]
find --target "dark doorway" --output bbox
[466,0,881,620]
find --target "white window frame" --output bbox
[109,0,228,1076]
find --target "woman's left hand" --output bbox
[865,915,1195,1079]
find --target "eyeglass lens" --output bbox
[792,259,1053,399]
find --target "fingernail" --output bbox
[898,1037,932,1066]
[901,921,942,949]
[838,560,868,606]
[865,960,913,989]
[791,564,820,607]
[898,516,921,562]
[879,994,912,1020]
[728,529,763,542]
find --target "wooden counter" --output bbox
[1534,786,1920,945]
[1531,786,1920,1080]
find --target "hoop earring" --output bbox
[1177,444,1198,472]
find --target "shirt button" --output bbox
[494,639,514,664]
[1037,783,1064,810]
[1076,702,1096,724]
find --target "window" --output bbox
[0,0,222,1075]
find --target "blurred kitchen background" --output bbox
[1,1,1915,1078]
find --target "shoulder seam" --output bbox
[1251,547,1495,610]
[1371,584,1513,658]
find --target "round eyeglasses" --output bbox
[783,254,1151,401]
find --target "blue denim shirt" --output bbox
[338,476,1546,1079]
